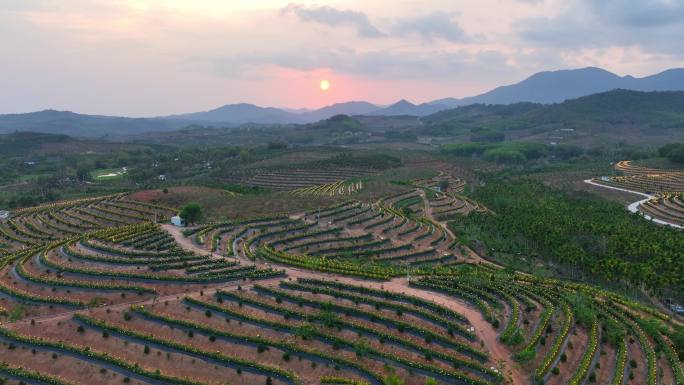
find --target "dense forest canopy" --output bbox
[451,180,684,300]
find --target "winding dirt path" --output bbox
[584,179,684,229]
[6,219,527,384]
[416,188,490,265]
[163,222,527,385]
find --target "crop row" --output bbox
[203,293,498,385]
[131,306,383,384]
[15,252,156,293]
[283,233,373,252]
[39,250,283,283]
[75,313,303,384]
[534,303,573,380]
[252,285,488,361]
[566,319,599,385]
[258,247,395,279]
[295,278,468,323]
[0,326,209,385]
[279,280,474,339]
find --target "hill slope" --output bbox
[423,90,684,141]
[165,103,304,125]
[0,110,189,138]
[431,67,684,107]
[166,101,382,125]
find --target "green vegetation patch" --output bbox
[440,142,547,164]
[451,179,684,300]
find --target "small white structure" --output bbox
[158,174,167,181]
[171,216,186,227]
[0,210,10,220]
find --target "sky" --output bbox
[1,0,684,116]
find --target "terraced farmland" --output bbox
[0,183,681,385]
[592,160,684,193]
[289,180,364,197]
[245,169,375,191]
[412,172,488,219]
[0,194,177,253]
[590,160,684,227]
[639,193,684,226]
[186,190,465,278]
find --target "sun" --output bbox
[319,79,330,91]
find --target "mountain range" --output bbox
[160,67,684,124]
[430,67,684,107]
[2,67,684,136]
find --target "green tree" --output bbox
[76,161,94,181]
[672,325,684,360]
[180,203,202,225]
[383,374,404,385]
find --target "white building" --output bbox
[171,216,186,227]
[0,210,10,220]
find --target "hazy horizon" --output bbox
[3,0,684,117]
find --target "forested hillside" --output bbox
[423,89,684,135]
[451,180,684,300]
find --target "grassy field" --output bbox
[91,168,128,181]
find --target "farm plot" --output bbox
[0,195,176,253]
[244,169,375,191]
[0,273,507,385]
[0,223,282,320]
[590,160,684,226]
[638,193,684,226]
[190,199,462,278]
[0,186,681,385]
[592,160,684,193]
[289,180,364,197]
[615,160,684,177]
[593,174,684,194]
[411,264,684,385]
[409,172,488,219]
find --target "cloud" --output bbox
[515,0,684,56]
[591,0,684,28]
[207,46,512,83]
[281,4,470,44]
[392,12,467,43]
[280,3,385,38]
[4,0,684,114]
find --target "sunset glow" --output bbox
[1,1,683,116]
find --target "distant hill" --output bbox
[0,131,152,156]
[431,67,684,107]
[300,101,380,122]
[4,67,684,137]
[0,131,74,155]
[367,99,447,117]
[165,101,381,125]
[423,89,684,134]
[165,103,303,125]
[0,110,189,138]
[163,67,684,122]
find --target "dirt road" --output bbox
[163,222,525,385]
[9,204,525,384]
